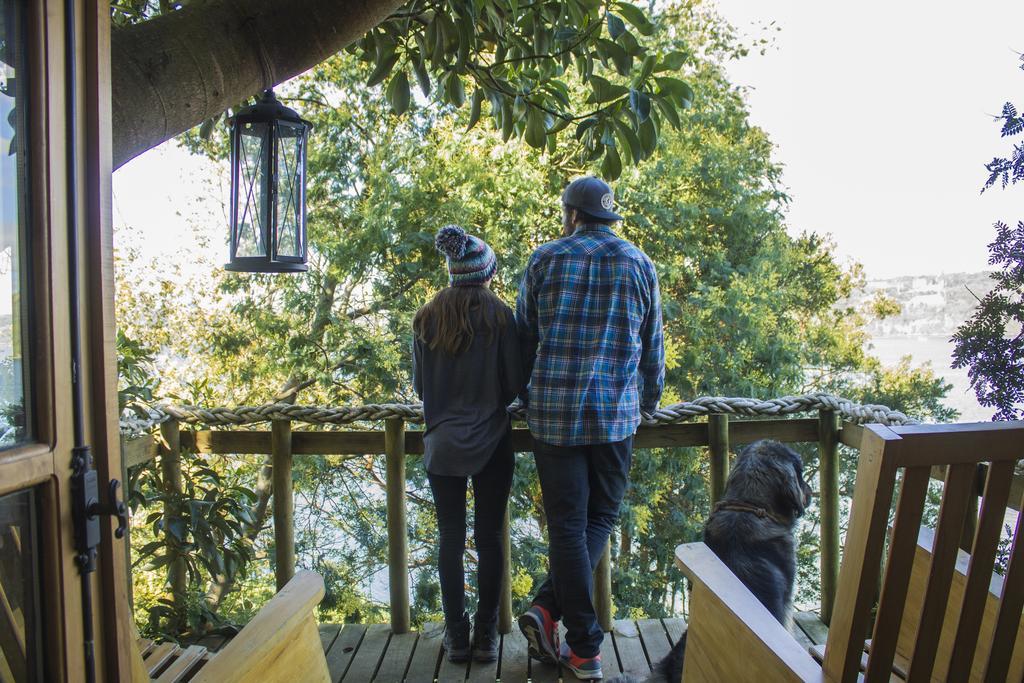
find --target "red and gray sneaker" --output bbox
[559,642,603,680]
[517,604,560,665]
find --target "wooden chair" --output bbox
[676,421,1024,682]
[131,570,330,682]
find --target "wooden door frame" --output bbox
[0,0,131,680]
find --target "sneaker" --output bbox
[472,615,499,662]
[443,613,471,663]
[559,641,603,680]
[517,604,559,665]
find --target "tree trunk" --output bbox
[111,0,406,169]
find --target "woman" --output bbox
[413,225,523,663]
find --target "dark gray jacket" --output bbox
[413,305,524,476]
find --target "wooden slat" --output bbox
[598,630,618,678]
[325,624,367,683]
[984,491,1024,682]
[466,646,499,682]
[839,421,864,449]
[319,624,341,654]
[865,466,930,680]
[193,634,228,653]
[947,459,1015,681]
[613,619,651,678]
[792,612,828,646]
[906,462,977,682]
[728,418,820,445]
[662,617,687,646]
[374,631,418,682]
[888,422,1024,466]
[788,621,815,652]
[405,623,444,683]
[145,642,180,677]
[637,618,672,667]
[436,645,470,682]
[154,644,207,683]
[823,425,902,683]
[497,628,529,683]
[342,623,391,682]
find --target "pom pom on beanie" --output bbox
[435,225,469,260]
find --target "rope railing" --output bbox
[120,392,917,434]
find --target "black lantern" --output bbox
[226,89,311,272]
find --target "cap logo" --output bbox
[600,192,615,211]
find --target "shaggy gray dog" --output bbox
[607,440,812,683]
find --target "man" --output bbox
[516,176,665,680]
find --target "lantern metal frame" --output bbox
[226,89,311,273]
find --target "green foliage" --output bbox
[116,1,955,628]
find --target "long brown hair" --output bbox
[413,286,511,356]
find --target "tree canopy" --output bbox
[110,0,704,171]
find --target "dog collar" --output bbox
[712,500,787,525]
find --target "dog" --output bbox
[608,440,813,683]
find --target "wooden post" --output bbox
[593,539,612,632]
[960,464,984,552]
[385,418,410,634]
[708,414,729,505]
[272,419,295,591]
[499,505,513,634]
[818,409,840,625]
[159,419,187,626]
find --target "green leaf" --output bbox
[638,116,657,156]
[629,89,651,123]
[386,71,411,115]
[614,2,656,35]
[501,98,514,141]
[413,58,431,97]
[607,13,626,40]
[601,145,623,180]
[637,54,657,84]
[554,27,578,41]
[596,38,631,76]
[655,76,694,106]
[613,118,643,163]
[654,95,682,129]
[658,50,687,72]
[467,88,484,130]
[445,72,466,106]
[575,117,599,141]
[366,52,400,88]
[525,107,547,149]
[587,75,629,103]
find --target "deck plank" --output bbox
[325,624,367,683]
[598,630,618,679]
[405,623,445,683]
[793,610,829,645]
[612,620,651,678]
[320,624,342,654]
[373,631,419,682]
[466,643,500,683]
[343,624,391,682]
[662,617,687,646]
[637,619,672,668]
[436,650,470,682]
[497,629,529,682]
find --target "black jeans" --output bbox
[531,437,633,658]
[427,431,514,625]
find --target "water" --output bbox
[868,334,992,422]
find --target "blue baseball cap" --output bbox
[561,176,623,223]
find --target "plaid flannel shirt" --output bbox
[516,224,665,446]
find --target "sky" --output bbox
[711,0,1024,279]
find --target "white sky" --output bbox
[712,0,1024,279]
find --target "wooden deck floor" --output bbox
[317,611,829,682]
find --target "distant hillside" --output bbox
[845,271,996,337]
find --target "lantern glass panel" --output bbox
[235,121,269,258]
[275,121,304,258]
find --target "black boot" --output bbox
[472,614,499,662]
[443,613,471,663]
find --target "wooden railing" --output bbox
[122,413,1018,635]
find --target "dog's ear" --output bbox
[769,444,808,517]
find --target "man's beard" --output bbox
[561,210,575,237]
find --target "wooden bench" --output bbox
[132,570,330,682]
[676,421,1024,682]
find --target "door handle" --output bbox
[88,479,129,539]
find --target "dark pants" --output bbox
[427,431,514,625]
[531,437,633,658]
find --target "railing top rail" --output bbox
[120,392,918,435]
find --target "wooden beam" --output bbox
[708,414,729,505]
[818,409,840,625]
